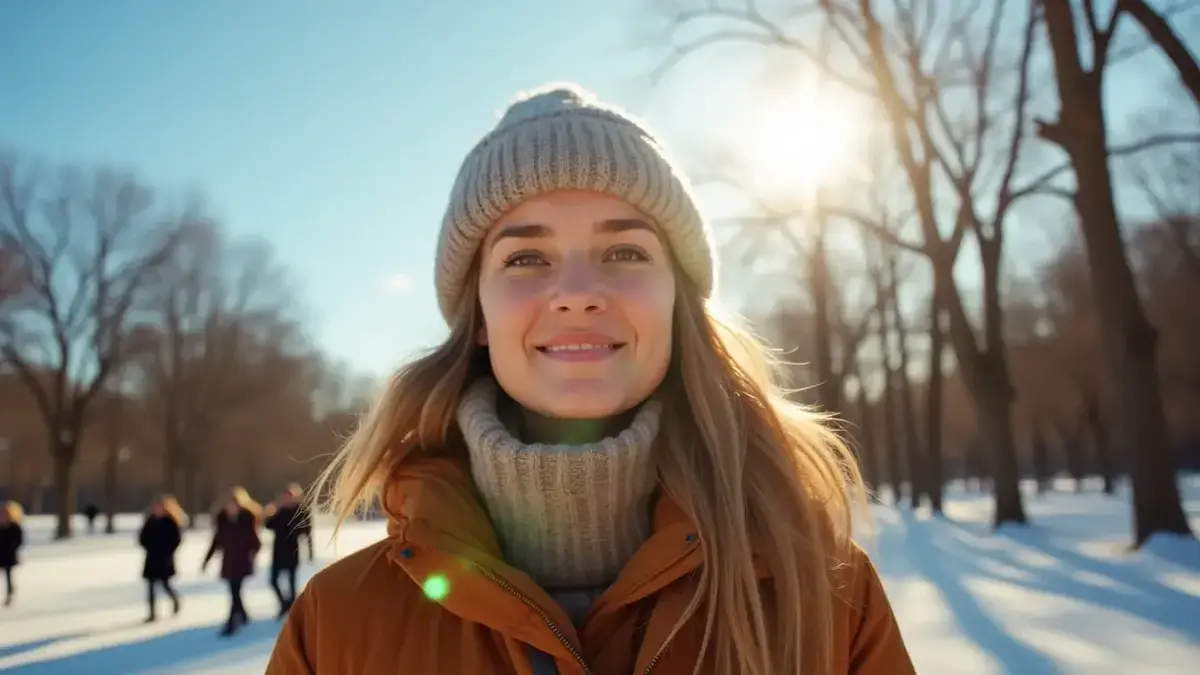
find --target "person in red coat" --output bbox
[202,487,262,636]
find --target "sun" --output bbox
[728,76,865,206]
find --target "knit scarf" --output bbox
[457,378,660,596]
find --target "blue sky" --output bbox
[0,0,666,376]
[2,1,1195,377]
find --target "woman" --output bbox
[268,84,914,674]
[203,486,262,637]
[264,483,314,618]
[139,495,187,622]
[0,501,23,607]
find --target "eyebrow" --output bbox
[598,218,656,235]
[490,218,657,247]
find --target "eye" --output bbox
[501,251,548,268]
[605,246,651,263]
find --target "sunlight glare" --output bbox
[730,76,864,206]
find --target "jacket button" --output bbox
[400,547,414,559]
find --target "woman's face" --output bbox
[151,503,164,517]
[477,190,676,419]
[224,499,239,517]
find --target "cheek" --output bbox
[615,274,676,348]
[479,278,541,348]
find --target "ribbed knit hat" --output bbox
[434,82,716,323]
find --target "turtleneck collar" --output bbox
[456,378,661,592]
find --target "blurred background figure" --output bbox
[82,503,99,534]
[138,495,187,622]
[202,487,262,637]
[0,501,23,607]
[264,483,313,618]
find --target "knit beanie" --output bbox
[433,82,716,323]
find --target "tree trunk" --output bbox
[925,289,945,514]
[876,300,903,504]
[853,380,881,500]
[977,359,1026,527]
[103,396,122,535]
[1054,417,1085,491]
[889,257,923,509]
[103,443,119,534]
[1032,419,1051,494]
[164,437,178,494]
[185,459,202,529]
[934,249,1026,526]
[1041,0,1192,544]
[1084,396,1117,495]
[810,219,839,414]
[52,445,76,540]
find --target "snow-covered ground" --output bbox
[2,476,1198,674]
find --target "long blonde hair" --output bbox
[1,501,23,525]
[156,494,190,528]
[218,486,263,525]
[311,273,866,674]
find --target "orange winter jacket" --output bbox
[266,457,916,674]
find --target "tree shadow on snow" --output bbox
[897,512,1064,675]
[0,630,94,660]
[9,620,280,675]
[943,518,1200,643]
[12,577,233,623]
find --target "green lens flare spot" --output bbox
[423,574,450,601]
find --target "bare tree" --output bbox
[924,284,946,512]
[1123,0,1200,109]
[0,154,182,538]
[1129,216,1200,450]
[1037,0,1195,544]
[885,252,923,507]
[718,185,876,416]
[867,241,905,503]
[93,385,127,534]
[845,370,882,496]
[651,0,1053,526]
[1009,243,1121,494]
[1127,107,1200,279]
[0,242,22,305]
[135,219,308,516]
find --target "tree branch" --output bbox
[1122,0,1200,109]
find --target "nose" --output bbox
[550,258,607,314]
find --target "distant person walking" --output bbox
[139,495,187,622]
[203,487,262,637]
[82,503,99,534]
[264,483,313,618]
[0,501,24,607]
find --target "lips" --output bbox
[534,332,626,355]
[538,342,624,353]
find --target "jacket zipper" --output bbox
[421,544,671,674]
[479,559,671,675]
[461,556,594,675]
[642,646,666,674]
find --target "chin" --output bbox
[533,381,642,419]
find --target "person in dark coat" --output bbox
[0,501,24,607]
[202,486,262,637]
[82,503,99,534]
[139,495,186,622]
[264,483,313,618]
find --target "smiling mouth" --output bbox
[536,343,626,353]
